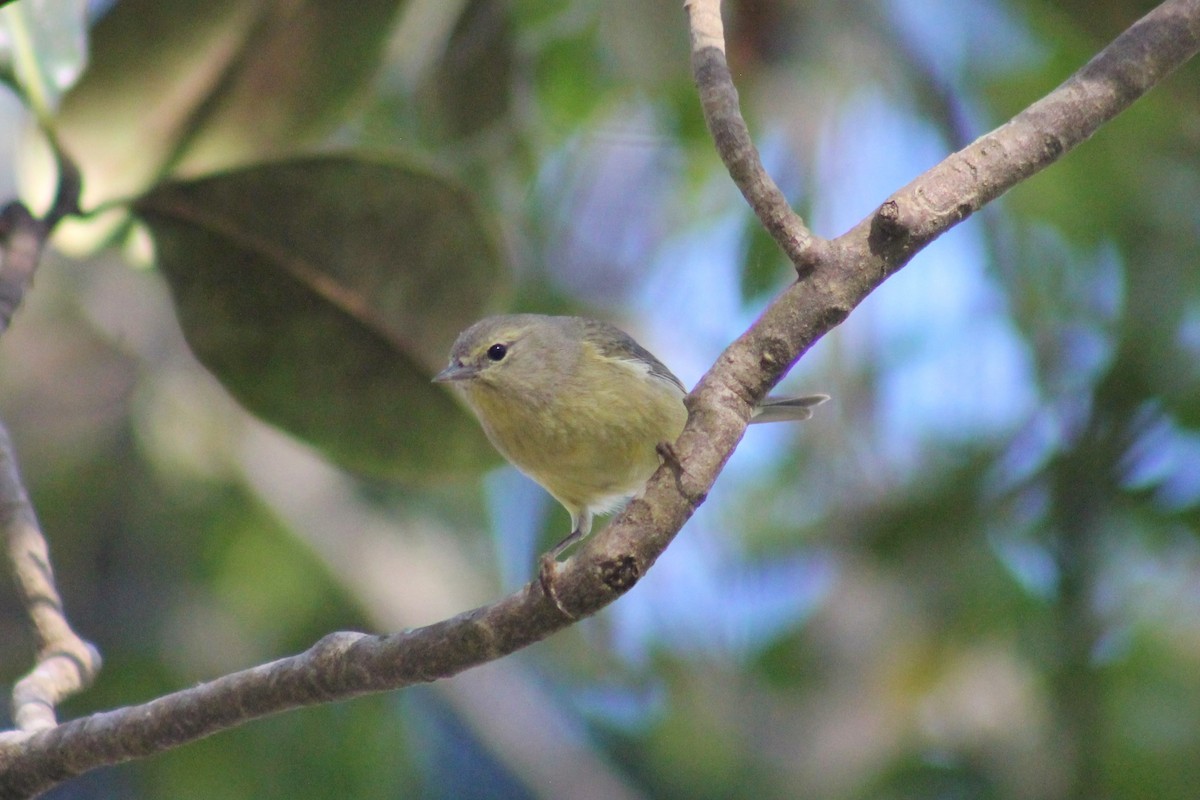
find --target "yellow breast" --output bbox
[463,355,687,516]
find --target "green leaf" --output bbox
[56,0,404,215]
[133,154,508,479]
[0,0,88,116]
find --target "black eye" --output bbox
[486,343,508,361]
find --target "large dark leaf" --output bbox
[133,155,507,479]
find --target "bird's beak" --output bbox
[432,362,477,383]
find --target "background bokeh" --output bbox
[2,0,1200,797]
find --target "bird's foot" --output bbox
[538,553,575,619]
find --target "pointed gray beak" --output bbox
[432,362,477,383]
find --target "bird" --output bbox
[434,314,827,566]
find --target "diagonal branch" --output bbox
[865,0,1200,267]
[2,0,1199,795]
[624,0,1200,580]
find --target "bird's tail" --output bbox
[749,394,830,424]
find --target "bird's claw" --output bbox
[538,553,575,619]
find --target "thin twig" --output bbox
[0,204,45,337]
[0,421,101,738]
[40,128,82,231]
[685,0,820,272]
[0,135,97,753]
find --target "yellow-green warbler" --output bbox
[435,314,827,561]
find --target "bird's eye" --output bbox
[486,343,508,362]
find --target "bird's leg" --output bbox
[538,510,592,618]
[655,440,683,475]
[546,526,584,562]
[655,440,688,496]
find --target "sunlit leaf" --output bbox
[133,154,508,479]
[53,0,403,249]
[0,0,88,115]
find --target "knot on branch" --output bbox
[757,335,793,377]
[870,199,908,247]
[599,555,640,592]
[1041,132,1065,161]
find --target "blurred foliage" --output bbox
[0,0,1198,799]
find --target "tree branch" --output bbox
[2,0,1199,795]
